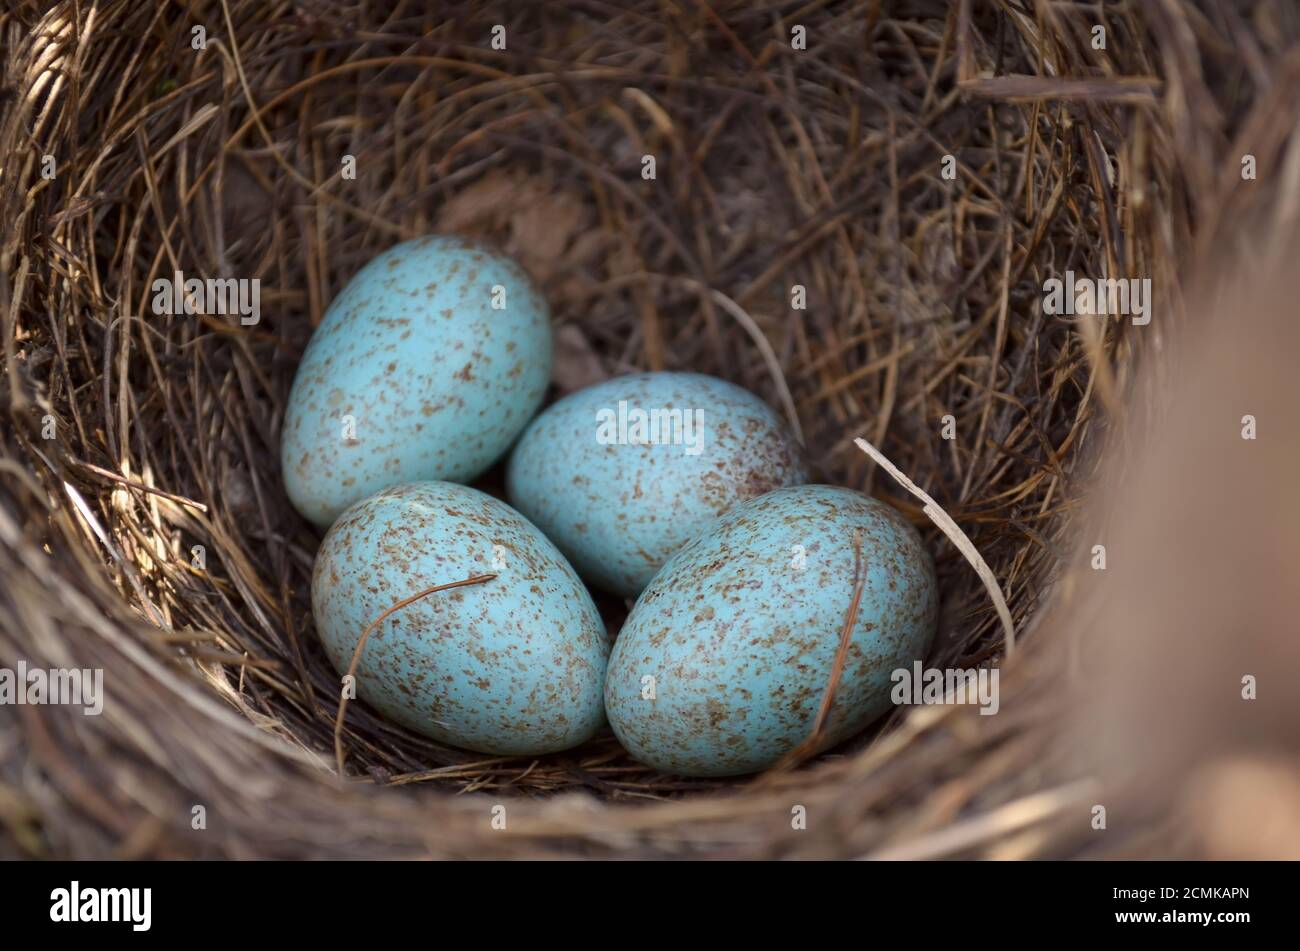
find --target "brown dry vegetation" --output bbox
[0,0,1297,858]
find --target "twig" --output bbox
[854,437,1016,653]
[770,528,867,772]
[333,573,497,776]
[673,277,805,446]
[72,459,208,512]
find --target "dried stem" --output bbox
[333,573,496,776]
[855,436,1016,653]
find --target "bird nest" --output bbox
[0,0,1280,858]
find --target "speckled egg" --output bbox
[505,372,807,598]
[311,481,608,755]
[605,484,939,776]
[282,236,552,527]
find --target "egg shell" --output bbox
[604,484,939,776]
[505,372,808,598]
[282,236,552,528]
[311,481,608,756]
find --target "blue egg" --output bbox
[604,485,938,776]
[505,372,807,598]
[283,236,551,527]
[312,481,608,756]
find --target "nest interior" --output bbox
[0,0,1286,858]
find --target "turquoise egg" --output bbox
[604,485,938,776]
[283,236,551,528]
[505,372,807,598]
[311,481,608,756]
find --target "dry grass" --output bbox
[0,0,1292,858]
